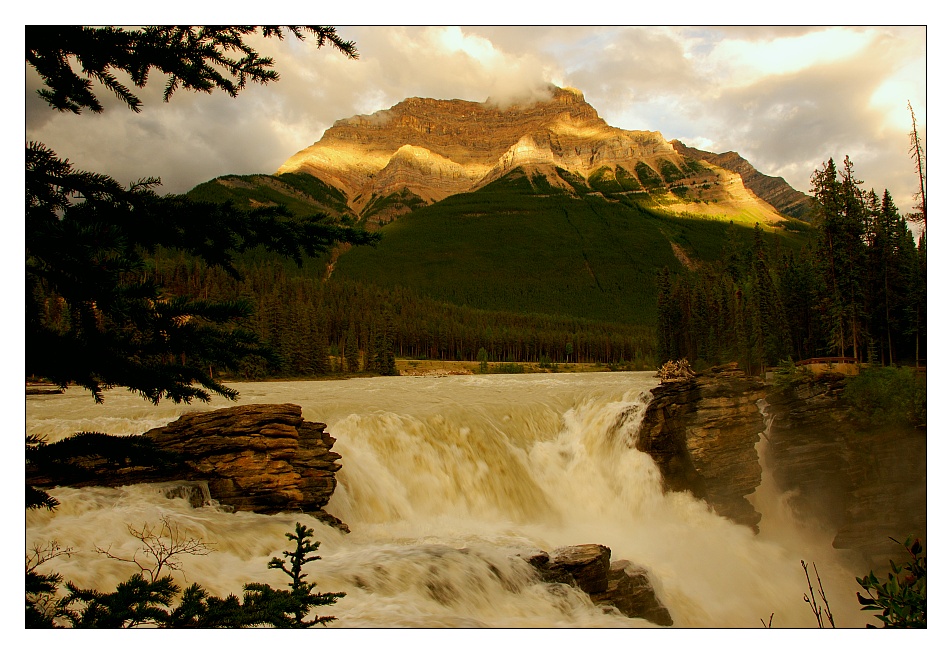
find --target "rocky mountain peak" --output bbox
[277,86,789,225]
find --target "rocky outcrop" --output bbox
[764,375,926,570]
[548,544,611,594]
[142,404,344,527]
[27,404,347,531]
[521,545,672,626]
[635,363,767,531]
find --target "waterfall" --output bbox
[26,372,870,627]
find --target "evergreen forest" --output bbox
[657,156,926,374]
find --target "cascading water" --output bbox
[26,372,868,627]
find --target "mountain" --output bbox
[670,140,814,220]
[181,86,816,369]
[273,86,796,227]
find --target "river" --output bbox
[25,371,869,628]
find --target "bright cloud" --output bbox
[23,25,927,216]
[707,27,876,82]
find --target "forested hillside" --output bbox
[332,166,809,326]
[156,163,809,377]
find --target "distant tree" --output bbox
[477,347,489,373]
[809,156,869,361]
[344,324,360,372]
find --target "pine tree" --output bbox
[27,26,356,115]
[344,324,360,372]
[27,27,362,626]
[906,102,926,231]
[242,523,344,628]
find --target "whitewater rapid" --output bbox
[26,372,867,627]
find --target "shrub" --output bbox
[772,356,815,391]
[856,536,926,628]
[843,366,926,428]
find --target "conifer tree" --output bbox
[344,324,360,372]
[26,26,374,402]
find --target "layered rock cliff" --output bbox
[634,365,927,571]
[764,375,927,569]
[277,86,786,225]
[634,363,767,531]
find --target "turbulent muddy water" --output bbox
[26,372,869,627]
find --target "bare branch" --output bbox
[801,560,836,628]
[26,540,73,574]
[94,516,215,582]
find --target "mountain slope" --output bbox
[670,140,814,220]
[331,166,809,326]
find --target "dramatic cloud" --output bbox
[24,25,926,215]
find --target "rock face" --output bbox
[277,86,786,225]
[635,364,926,571]
[522,545,672,626]
[671,140,814,220]
[764,376,926,570]
[635,363,767,531]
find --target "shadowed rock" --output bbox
[521,544,672,626]
[591,560,673,626]
[636,363,767,531]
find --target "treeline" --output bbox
[145,257,656,378]
[658,156,926,374]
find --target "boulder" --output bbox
[547,544,611,594]
[590,560,673,626]
[27,403,348,531]
[520,545,673,626]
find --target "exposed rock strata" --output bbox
[521,545,672,625]
[27,404,347,531]
[278,86,786,225]
[763,375,926,570]
[635,363,927,570]
[635,363,767,531]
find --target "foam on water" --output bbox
[26,372,868,627]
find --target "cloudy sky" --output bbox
[25,22,927,215]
